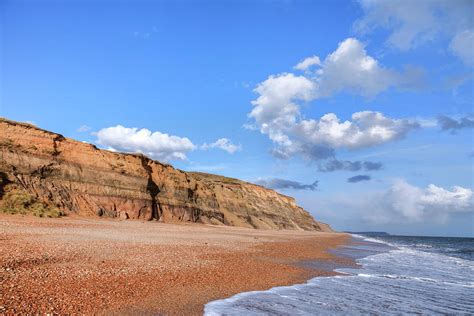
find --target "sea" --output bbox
[204,234,474,315]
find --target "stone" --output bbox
[119,212,129,220]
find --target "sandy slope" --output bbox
[0,214,351,315]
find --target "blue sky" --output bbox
[1,0,473,236]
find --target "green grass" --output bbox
[188,172,243,184]
[0,190,64,218]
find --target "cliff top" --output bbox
[0,117,285,197]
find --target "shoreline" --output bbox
[205,234,474,314]
[0,214,352,315]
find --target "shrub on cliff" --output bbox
[0,190,63,218]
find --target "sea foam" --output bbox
[205,235,474,315]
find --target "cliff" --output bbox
[0,118,331,231]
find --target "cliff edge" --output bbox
[0,118,331,231]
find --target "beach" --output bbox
[0,214,350,315]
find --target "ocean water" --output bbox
[204,234,474,315]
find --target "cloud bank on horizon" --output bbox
[365,179,473,224]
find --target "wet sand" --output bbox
[0,214,351,315]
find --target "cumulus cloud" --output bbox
[313,38,423,98]
[294,55,321,71]
[319,159,382,172]
[96,125,196,161]
[367,179,474,223]
[438,115,474,133]
[201,138,242,154]
[250,72,316,146]
[248,38,422,165]
[255,109,418,163]
[354,0,474,64]
[347,175,371,183]
[295,111,419,150]
[254,178,318,191]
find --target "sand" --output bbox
[0,214,351,315]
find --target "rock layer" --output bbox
[0,118,331,231]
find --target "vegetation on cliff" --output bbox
[0,189,64,218]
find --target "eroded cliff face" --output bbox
[0,118,331,231]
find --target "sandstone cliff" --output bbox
[0,118,331,231]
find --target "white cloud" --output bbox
[249,75,420,163]
[450,30,474,66]
[252,110,419,163]
[96,125,196,161]
[201,138,242,154]
[295,111,419,150]
[314,38,408,98]
[250,72,316,146]
[294,55,321,71]
[319,179,473,224]
[369,179,474,223]
[248,38,422,163]
[251,39,421,130]
[355,0,439,50]
[290,39,423,98]
[354,0,474,64]
[250,73,315,125]
[77,125,92,133]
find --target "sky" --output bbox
[1,0,473,237]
